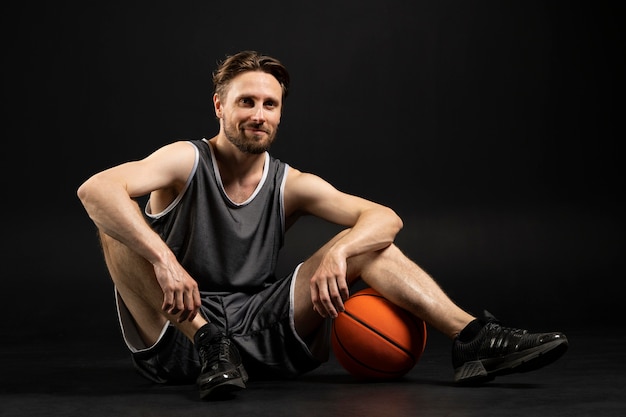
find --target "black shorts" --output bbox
[115,264,330,384]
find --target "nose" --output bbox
[251,106,265,123]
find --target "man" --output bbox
[77,50,568,400]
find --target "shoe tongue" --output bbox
[457,318,485,342]
[482,310,498,321]
[194,323,220,345]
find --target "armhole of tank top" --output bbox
[280,164,290,236]
[144,141,200,219]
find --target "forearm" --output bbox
[331,206,403,260]
[77,177,172,266]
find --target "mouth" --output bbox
[243,126,269,136]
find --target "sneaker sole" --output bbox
[198,364,249,400]
[454,338,569,385]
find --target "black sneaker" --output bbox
[452,312,568,385]
[195,326,248,399]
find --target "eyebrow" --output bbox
[235,93,280,104]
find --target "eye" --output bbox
[239,97,254,106]
[264,100,277,109]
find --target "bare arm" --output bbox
[76,141,201,322]
[284,168,403,317]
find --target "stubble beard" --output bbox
[223,121,277,155]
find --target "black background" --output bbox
[3,1,624,340]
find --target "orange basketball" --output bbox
[331,287,427,380]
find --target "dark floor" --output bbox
[2,324,624,417]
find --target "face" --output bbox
[214,71,283,154]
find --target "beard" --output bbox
[223,121,277,154]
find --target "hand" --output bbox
[153,259,202,323]
[309,252,350,318]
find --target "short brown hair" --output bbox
[212,50,290,100]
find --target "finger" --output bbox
[187,308,198,322]
[327,278,346,314]
[337,276,350,302]
[179,288,199,323]
[177,309,190,323]
[314,304,328,318]
[310,282,327,318]
[188,287,201,322]
[322,299,338,318]
[317,281,338,318]
[172,290,185,316]
[162,290,175,313]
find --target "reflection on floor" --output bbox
[1,325,624,417]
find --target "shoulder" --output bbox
[144,141,198,173]
[283,167,342,215]
[148,140,198,160]
[135,140,199,191]
[285,167,334,194]
[141,141,199,211]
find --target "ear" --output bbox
[213,93,222,118]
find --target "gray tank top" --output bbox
[144,138,289,292]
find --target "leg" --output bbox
[100,231,247,398]
[348,243,475,339]
[293,230,568,384]
[99,231,206,344]
[293,229,475,340]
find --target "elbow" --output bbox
[379,206,403,236]
[76,182,88,204]
[76,175,103,209]
[391,208,403,234]
[76,177,95,206]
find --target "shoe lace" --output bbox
[484,322,528,352]
[198,334,231,366]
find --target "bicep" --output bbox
[284,170,379,227]
[93,141,196,198]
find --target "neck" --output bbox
[208,135,265,180]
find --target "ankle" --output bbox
[194,322,220,346]
[456,319,486,342]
